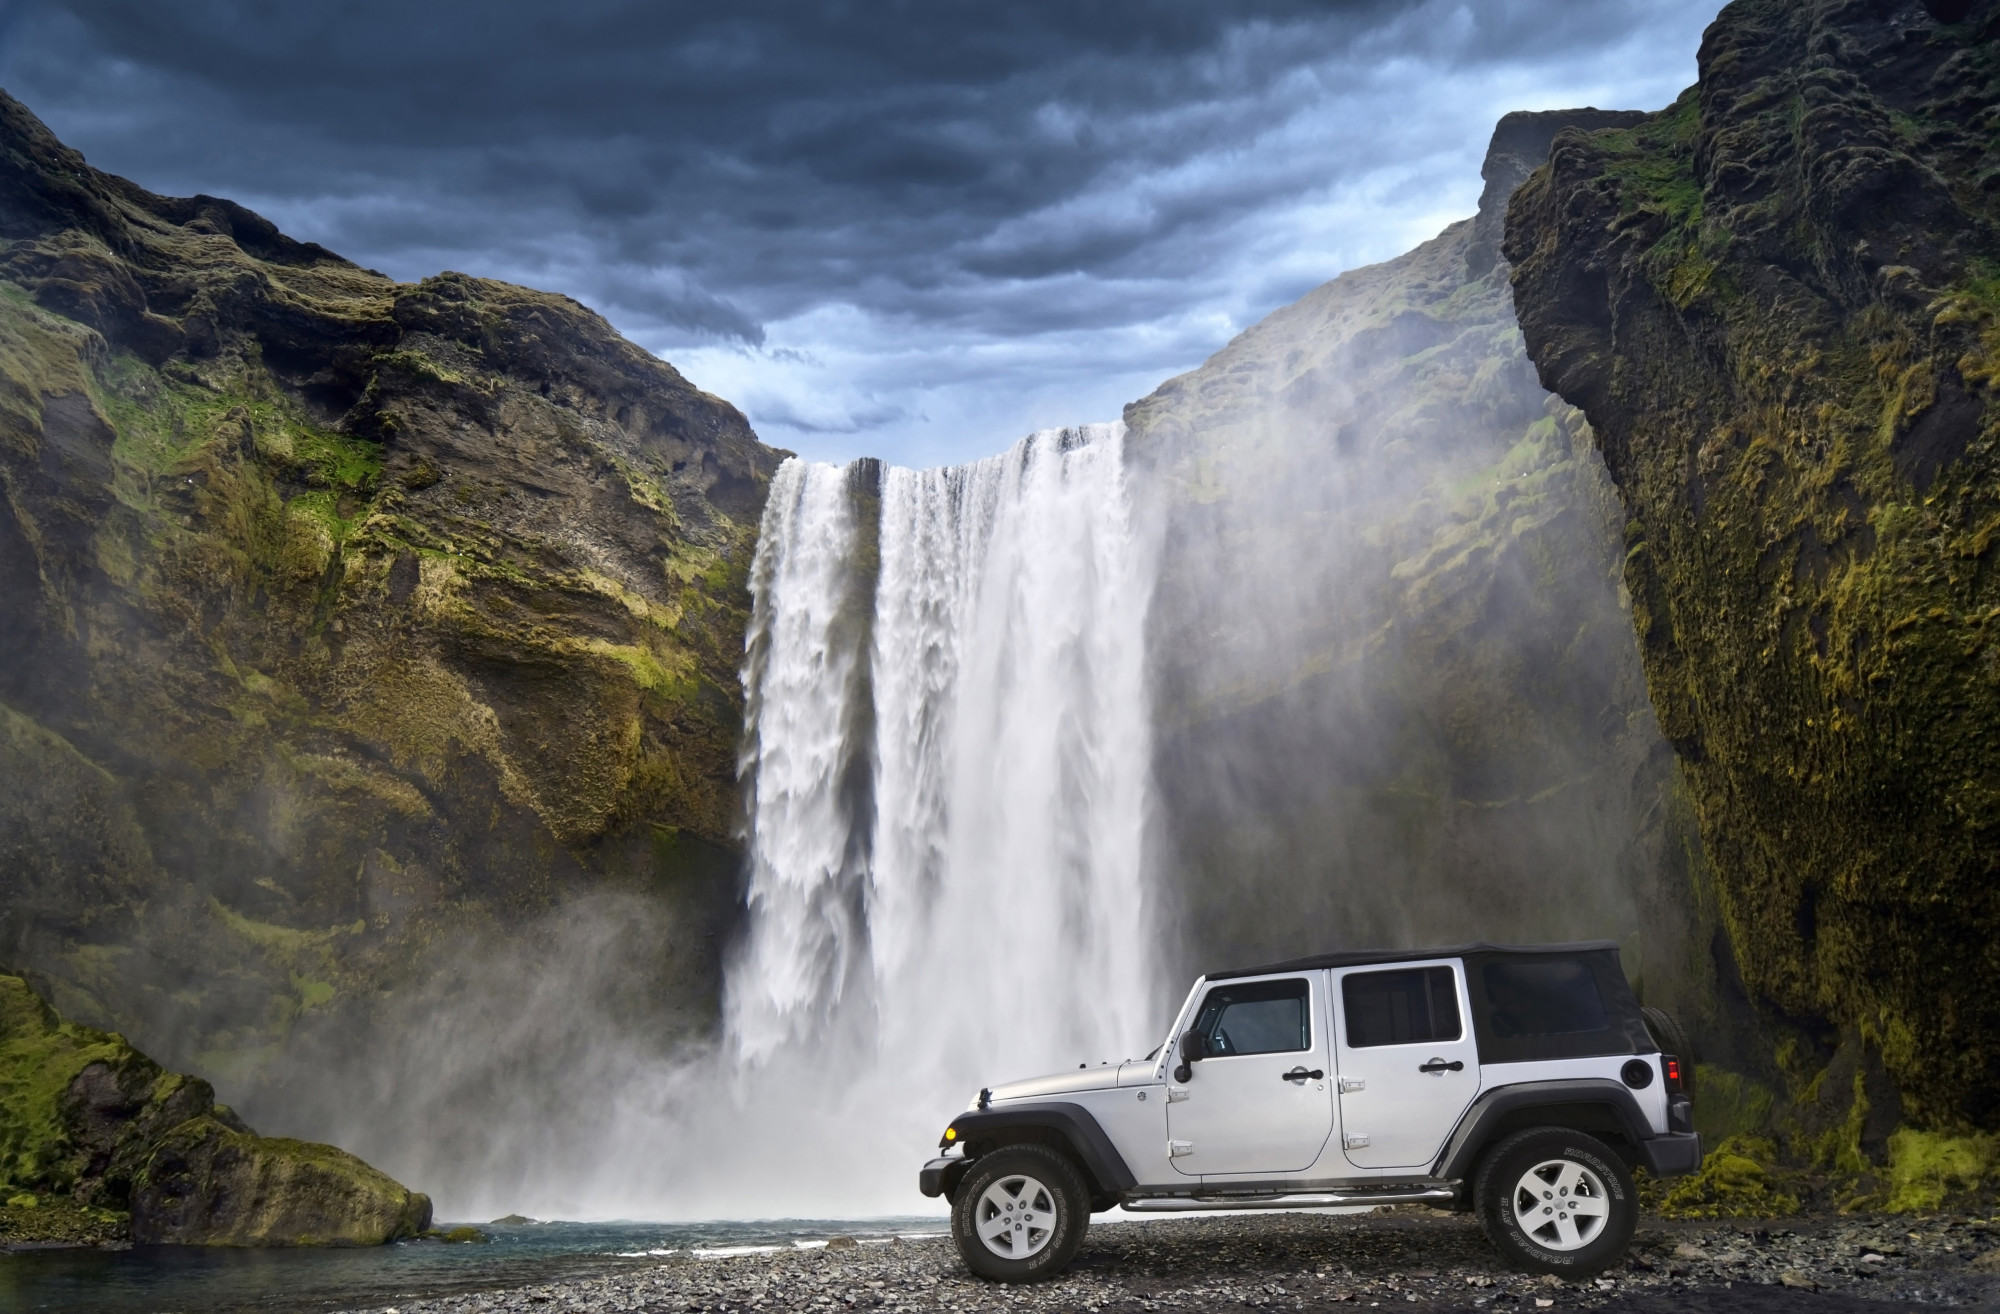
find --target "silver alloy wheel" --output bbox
[1510,1158,1611,1252]
[973,1173,1057,1259]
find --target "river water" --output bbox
[0,1218,946,1314]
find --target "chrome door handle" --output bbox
[1283,1066,1325,1083]
[1418,1058,1464,1074]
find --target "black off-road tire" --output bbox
[1475,1127,1637,1277]
[949,1143,1091,1282]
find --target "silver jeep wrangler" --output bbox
[919,941,1699,1282]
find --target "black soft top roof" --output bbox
[1206,940,1621,982]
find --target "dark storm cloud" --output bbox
[0,0,1722,461]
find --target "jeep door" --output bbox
[1166,973,1333,1177]
[1330,960,1479,1170]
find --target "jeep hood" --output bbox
[985,1060,1158,1103]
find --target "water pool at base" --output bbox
[0,1217,948,1314]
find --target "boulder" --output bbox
[132,1117,430,1246]
[1,971,428,1245]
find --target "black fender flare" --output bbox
[944,1101,1138,1194]
[1432,1079,1657,1183]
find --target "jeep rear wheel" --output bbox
[1475,1127,1636,1276]
[949,1144,1089,1282]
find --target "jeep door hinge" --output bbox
[1338,1076,1365,1093]
[1343,1133,1370,1149]
[1168,1140,1194,1157]
[1166,1086,1190,1103]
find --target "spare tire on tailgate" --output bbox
[1640,1005,1693,1096]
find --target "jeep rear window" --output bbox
[1193,978,1310,1055]
[1341,966,1461,1047]
[1481,959,1609,1037]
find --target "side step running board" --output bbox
[1121,1186,1456,1213]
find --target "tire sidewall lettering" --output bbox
[1476,1127,1637,1278]
[950,1145,1089,1283]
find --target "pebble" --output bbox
[343,1210,2000,1313]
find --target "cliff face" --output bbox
[1,972,431,1245]
[1508,1,2000,1129]
[1125,112,1739,1038]
[0,91,781,1097]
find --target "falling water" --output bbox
[727,423,1160,1181]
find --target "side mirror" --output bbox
[1174,1031,1207,1081]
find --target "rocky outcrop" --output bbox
[1,972,429,1244]
[1507,0,2000,1132]
[0,90,782,1093]
[131,1116,431,1246]
[1123,111,1739,1035]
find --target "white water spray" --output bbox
[722,423,1161,1207]
[343,425,1164,1222]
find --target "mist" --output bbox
[1127,110,1692,991]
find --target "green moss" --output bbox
[1693,1066,1777,1142]
[0,975,126,1194]
[1510,0,2000,1134]
[1881,1128,2000,1212]
[1654,1135,1803,1218]
[90,352,383,540]
[134,1117,431,1246]
[0,1195,128,1246]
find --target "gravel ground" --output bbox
[356,1211,2000,1314]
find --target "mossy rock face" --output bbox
[0,971,207,1207]
[2,972,426,1245]
[132,1117,431,1246]
[1650,1134,1804,1219]
[1508,0,2000,1127]
[0,1195,129,1246]
[0,90,782,1094]
[1125,111,1728,1022]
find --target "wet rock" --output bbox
[1507,0,2000,1130]
[3,972,429,1248]
[130,1117,431,1246]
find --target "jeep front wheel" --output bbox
[949,1144,1090,1282]
[1474,1127,1636,1276]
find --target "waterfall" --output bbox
[725,423,1160,1193]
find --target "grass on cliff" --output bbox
[92,350,384,542]
[0,975,125,1195]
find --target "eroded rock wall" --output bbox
[0,90,781,1105]
[1,972,431,1244]
[1507,0,2000,1129]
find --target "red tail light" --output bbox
[1662,1055,1684,1092]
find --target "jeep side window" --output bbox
[1342,966,1461,1047]
[1481,958,1608,1038]
[1191,978,1310,1056]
